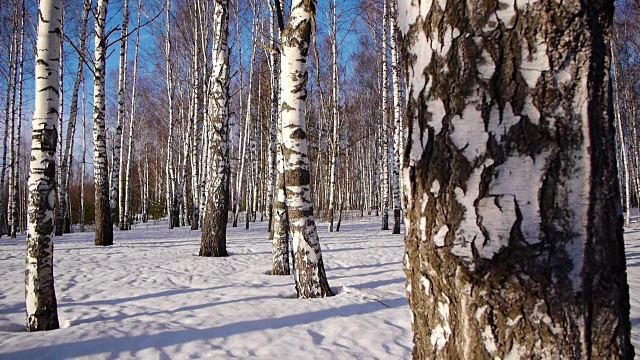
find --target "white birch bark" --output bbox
[200,0,230,257]
[113,0,129,225]
[8,10,19,239]
[26,0,61,331]
[12,0,25,236]
[380,0,390,231]
[280,0,332,298]
[389,0,402,234]
[165,0,177,229]
[93,0,114,245]
[266,0,280,235]
[81,83,86,232]
[123,2,142,231]
[327,0,339,233]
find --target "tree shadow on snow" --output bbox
[0,298,405,359]
[355,278,405,289]
[59,286,227,308]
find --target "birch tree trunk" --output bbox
[389,0,402,235]
[280,0,332,298]
[266,0,280,235]
[8,10,19,239]
[327,0,339,233]
[123,2,142,231]
[81,83,86,232]
[200,0,230,257]
[93,0,114,246]
[26,0,61,331]
[165,0,178,229]
[400,0,633,357]
[380,1,390,231]
[56,0,90,236]
[113,0,129,225]
[11,0,25,237]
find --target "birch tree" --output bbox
[200,0,230,257]
[388,0,402,235]
[26,0,62,331]
[400,0,633,357]
[379,0,389,231]
[113,0,130,225]
[56,0,91,236]
[122,0,143,230]
[280,0,332,298]
[93,0,114,245]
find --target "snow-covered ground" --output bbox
[2,216,640,359]
[0,217,411,359]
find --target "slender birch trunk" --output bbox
[380,0,389,231]
[280,0,332,298]
[12,0,25,236]
[93,0,114,245]
[200,0,230,257]
[112,0,130,226]
[266,0,279,235]
[400,0,633,357]
[8,10,19,239]
[327,0,339,233]
[80,83,86,232]
[26,0,62,331]
[56,0,90,236]
[612,49,631,227]
[234,15,259,228]
[165,0,177,229]
[190,8,201,230]
[123,2,142,231]
[389,0,402,234]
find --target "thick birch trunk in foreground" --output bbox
[26,0,61,331]
[280,0,332,298]
[93,0,114,246]
[399,0,633,357]
[200,0,229,257]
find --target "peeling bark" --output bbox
[400,0,633,357]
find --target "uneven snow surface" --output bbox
[0,218,411,359]
[3,215,640,359]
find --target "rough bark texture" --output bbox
[26,0,61,331]
[399,0,633,358]
[199,0,229,258]
[280,0,333,298]
[93,0,113,246]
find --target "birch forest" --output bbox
[1,0,640,357]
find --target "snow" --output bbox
[6,215,640,358]
[0,218,411,359]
